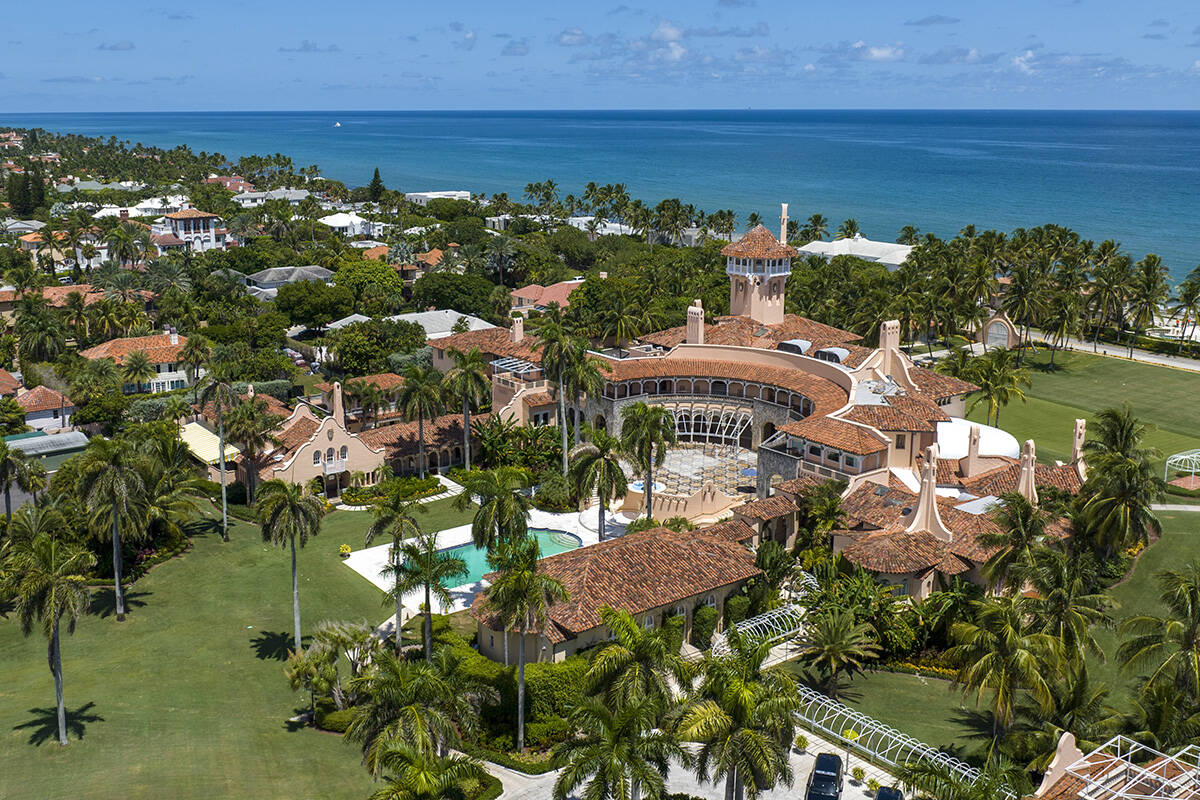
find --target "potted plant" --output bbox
[851,767,866,785]
[338,543,352,558]
[794,734,809,754]
[867,778,881,796]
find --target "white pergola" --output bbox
[1165,449,1200,482]
[1066,736,1200,800]
[710,571,819,657]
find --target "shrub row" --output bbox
[690,605,718,650]
[313,698,355,733]
[878,662,956,680]
[339,475,441,505]
[458,743,558,775]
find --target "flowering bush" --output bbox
[880,661,957,680]
[339,544,352,557]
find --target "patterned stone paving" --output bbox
[652,444,757,495]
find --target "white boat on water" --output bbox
[334,122,341,128]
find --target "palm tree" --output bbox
[365,740,488,800]
[835,218,860,240]
[454,466,532,551]
[481,536,569,752]
[536,305,574,475]
[947,596,1062,738]
[77,437,145,621]
[570,426,628,540]
[979,492,1048,591]
[620,402,676,520]
[0,438,29,522]
[553,697,687,800]
[442,347,489,472]
[1008,664,1111,771]
[1001,262,1049,361]
[1081,406,1165,556]
[17,460,48,504]
[899,756,1031,800]
[1125,254,1170,355]
[366,490,426,653]
[198,362,238,541]
[386,527,467,662]
[256,479,326,653]
[398,365,445,479]
[677,627,801,800]
[1118,560,1200,699]
[585,605,689,709]
[564,341,611,446]
[795,608,880,700]
[1169,272,1200,355]
[897,225,921,245]
[0,521,96,746]
[225,396,282,504]
[1013,546,1113,664]
[965,348,1030,427]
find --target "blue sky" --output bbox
[4,0,1200,111]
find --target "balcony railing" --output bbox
[322,459,346,475]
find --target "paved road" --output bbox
[1153,504,1200,512]
[911,334,1200,375]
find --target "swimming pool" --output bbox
[441,528,582,587]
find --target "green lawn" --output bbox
[965,350,1200,470]
[0,510,392,800]
[322,495,478,554]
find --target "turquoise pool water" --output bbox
[443,529,582,587]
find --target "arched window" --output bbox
[326,447,335,462]
[339,445,348,460]
[312,451,321,465]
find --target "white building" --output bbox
[153,210,227,253]
[233,188,312,208]
[93,195,192,219]
[384,309,496,340]
[16,386,73,431]
[319,211,383,237]
[795,233,913,271]
[245,265,334,300]
[405,190,471,207]
[78,330,201,394]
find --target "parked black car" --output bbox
[805,752,844,800]
[875,787,904,800]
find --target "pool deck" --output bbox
[343,506,624,631]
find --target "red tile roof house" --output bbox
[510,278,585,315]
[78,331,199,394]
[470,525,762,662]
[16,385,74,431]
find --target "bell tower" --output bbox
[722,202,797,326]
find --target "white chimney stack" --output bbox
[906,444,953,542]
[1072,419,1087,481]
[1018,439,1039,506]
[686,299,705,345]
[779,202,789,244]
[510,316,524,343]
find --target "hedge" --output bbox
[879,662,956,680]
[340,475,441,505]
[662,614,685,656]
[690,605,718,650]
[232,379,292,402]
[724,594,750,627]
[313,698,355,733]
[473,774,503,800]
[1166,483,1200,499]
[524,717,570,750]
[458,742,559,775]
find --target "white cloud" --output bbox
[1011,50,1036,74]
[556,27,590,46]
[278,40,340,53]
[652,21,684,42]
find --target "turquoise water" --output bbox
[5,110,1199,279]
[443,528,582,587]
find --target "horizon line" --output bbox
[5,107,1200,115]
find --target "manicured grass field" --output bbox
[0,511,389,800]
[322,494,479,554]
[964,350,1200,470]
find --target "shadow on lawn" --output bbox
[251,630,310,661]
[14,702,105,746]
[88,589,151,619]
[183,517,223,538]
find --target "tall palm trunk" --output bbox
[462,398,472,471]
[573,395,583,446]
[3,464,11,522]
[393,541,404,655]
[290,535,301,653]
[644,460,655,520]
[598,495,606,541]
[417,411,426,479]
[517,621,527,752]
[558,364,568,476]
[112,507,126,620]
[217,404,229,542]
[724,767,737,800]
[51,621,67,746]
[423,583,434,663]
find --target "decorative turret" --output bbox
[332,381,345,428]
[907,444,953,542]
[1017,439,1038,507]
[1072,419,1087,481]
[722,202,797,326]
[965,424,983,476]
[686,299,705,345]
[510,316,524,343]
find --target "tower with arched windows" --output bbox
[722,203,797,326]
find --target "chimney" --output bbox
[169,327,179,346]
[964,424,983,477]
[119,208,129,220]
[779,202,789,244]
[906,444,953,542]
[598,271,608,280]
[1017,439,1039,506]
[510,316,524,343]
[879,319,901,376]
[332,381,345,427]
[1072,419,1087,482]
[247,384,255,399]
[686,299,705,345]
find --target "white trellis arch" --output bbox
[1165,449,1200,482]
[793,685,1013,799]
[710,571,819,657]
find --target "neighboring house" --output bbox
[244,265,334,300]
[93,195,191,219]
[313,372,405,431]
[79,330,199,393]
[318,212,382,237]
[204,175,255,193]
[383,308,495,340]
[404,190,470,206]
[471,525,763,663]
[0,369,20,397]
[16,385,73,431]
[154,209,227,252]
[2,219,45,234]
[510,278,585,315]
[233,188,311,208]
[0,284,153,320]
[795,233,913,271]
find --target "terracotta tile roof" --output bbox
[909,367,979,400]
[772,474,832,496]
[842,403,935,433]
[359,412,486,456]
[640,313,862,356]
[79,333,187,365]
[274,416,320,455]
[342,372,405,391]
[842,527,966,574]
[884,394,950,424]
[431,327,542,364]
[736,495,801,521]
[510,279,583,309]
[703,519,758,543]
[606,357,848,418]
[720,225,797,259]
[522,391,556,407]
[959,461,1083,496]
[16,385,70,413]
[416,248,443,267]
[199,392,290,426]
[471,526,761,642]
[363,245,388,261]
[164,209,219,219]
[0,369,20,395]
[152,232,186,247]
[0,283,153,308]
[1035,753,1187,800]
[777,416,889,455]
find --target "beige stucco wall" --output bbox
[263,405,386,486]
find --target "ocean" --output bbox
[5,110,1198,281]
